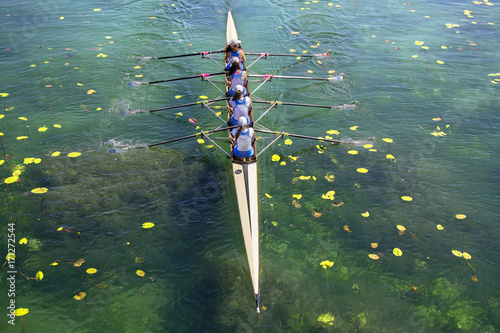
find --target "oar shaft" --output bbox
[148,98,229,113]
[245,52,329,58]
[253,100,333,109]
[247,74,343,81]
[146,126,236,148]
[254,129,341,144]
[157,50,224,60]
[147,72,226,85]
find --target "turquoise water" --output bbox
[1,0,499,332]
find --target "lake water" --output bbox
[1,0,499,332]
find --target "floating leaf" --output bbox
[320,260,334,269]
[51,151,61,157]
[363,144,373,149]
[321,191,335,200]
[292,194,302,200]
[73,258,85,267]
[35,271,44,281]
[136,270,146,277]
[386,154,396,160]
[68,152,81,158]
[350,126,358,131]
[332,201,343,207]
[19,238,27,244]
[38,125,48,133]
[343,225,352,233]
[50,262,59,266]
[369,254,380,260]
[175,95,182,99]
[371,243,378,249]
[382,138,393,143]
[317,313,334,325]
[455,214,466,219]
[271,154,280,162]
[361,211,369,217]
[197,138,205,144]
[17,136,29,140]
[6,252,15,261]
[396,225,406,231]
[462,252,472,260]
[284,138,293,145]
[401,196,413,201]
[452,250,463,257]
[357,168,368,174]
[437,224,445,230]
[86,268,97,274]
[14,308,29,316]
[312,209,322,218]
[54,124,61,128]
[348,150,358,155]
[87,89,96,94]
[31,187,48,194]
[436,60,444,64]
[265,193,272,198]
[326,129,340,135]
[18,117,28,121]
[199,95,208,99]
[73,292,86,300]
[0,93,9,98]
[142,222,155,229]
[4,176,19,184]
[324,174,335,182]
[393,248,403,256]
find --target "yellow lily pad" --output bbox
[142,222,155,229]
[393,248,403,256]
[14,308,29,316]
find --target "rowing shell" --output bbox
[226,11,260,313]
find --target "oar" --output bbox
[147,98,229,113]
[253,129,342,144]
[144,126,236,148]
[245,52,330,58]
[252,100,358,109]
[136,50,225,61]
[247,73,344,82]
[132,72,226,85]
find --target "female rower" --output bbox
[227,58,248,96]
[231,117,255,159]
[225,38,246,66]
[229,85,252,126]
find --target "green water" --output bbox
[1,0,499,332]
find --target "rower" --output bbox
[231,117,255,159]
[229,85,252,126]
[225,56,244,71]
[227,58,249,96]
[225,38,246,67]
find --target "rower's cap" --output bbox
[230,39,241,46]
[238,116,247,127]
[231,57,240,63]
[235,85,244,92]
